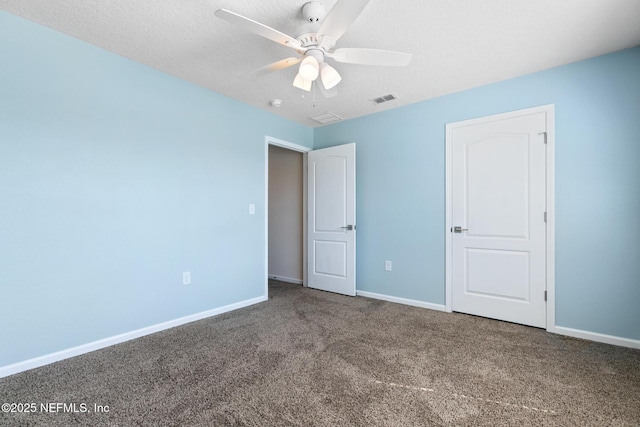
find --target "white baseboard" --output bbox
[356,293,639,349]
[5,293,635,380]
[357,290,446,312]
[554,326,640,349]
[0,295,267,379]
[268,274,303,285]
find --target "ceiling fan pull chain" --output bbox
[312,81,317,108]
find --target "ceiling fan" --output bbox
[215,0,412,95]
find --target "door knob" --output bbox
[453,226,468,233]
[341,225,355,231]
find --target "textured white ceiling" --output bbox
[1,0,639,127]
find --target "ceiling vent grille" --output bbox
[371,93,398,104]
[310,112,343,125]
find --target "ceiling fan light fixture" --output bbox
[293,73,312,91]
[299,55,319,81]
[320,63,342,90]
[216,2,414,101]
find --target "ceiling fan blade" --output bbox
[215,9,301,50]
[317,0,370,50]
[250,57,302,78]
[329,48,412,66]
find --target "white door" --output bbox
[307,143,356,296]
[449,110,547,328]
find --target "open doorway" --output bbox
[268,144,303,283]
[265,136,311,297]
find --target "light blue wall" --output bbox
[2,9,638,370]
[314,47,640,341]
[0,11,312,367]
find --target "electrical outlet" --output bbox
[385,260,392,271]
[249,204,255,215]
[183,271,191,285]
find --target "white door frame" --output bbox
[444,105,556,332]
[265,136,312,298]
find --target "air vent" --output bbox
[310,112,343,125]
[370,93,398,105]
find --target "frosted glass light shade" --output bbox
[320,63,341,90]
[293,73,312,91]
[299,56,319,81]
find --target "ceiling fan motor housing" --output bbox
[296,29,320,48]
[302,1,325,23]
[305,48,324,63]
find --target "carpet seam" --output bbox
[372,379,558,415]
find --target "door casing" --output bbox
[444,105,556,332]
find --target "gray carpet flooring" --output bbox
[1,280,639,426]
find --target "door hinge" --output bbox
[538,132,547,144]
[544,291,547,302]
[544,211,547,223]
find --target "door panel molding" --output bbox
[445,105,555,331]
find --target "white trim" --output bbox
[268,274,303,285]
[444,104,556,332]
[264,136,311,297]
[445,123,454,313]
[265,136,311,153]
[302,153,308,288]
[0,295,267,379]
[544,106,556,332]
[357,290,447,312]
[554,326,640,350]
